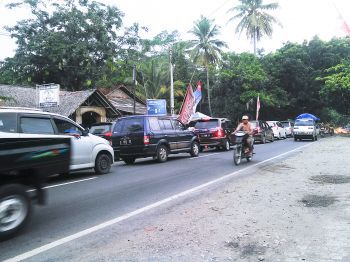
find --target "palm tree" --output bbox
[228,0,280,55]
[189,16,227,116]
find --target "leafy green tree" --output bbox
[0,0,136,90]
[189,15,227,116]
[317,62,350,116]
[227,0,280,55]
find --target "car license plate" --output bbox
[201,134,209,137]
[120,138,131,145]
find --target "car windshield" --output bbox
[294,120,314,126]
[194,120,219,129]
[90,125,111,134]
[267,122,276,127]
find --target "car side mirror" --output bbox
[82,128,89,136]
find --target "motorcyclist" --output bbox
[233,115,254,155]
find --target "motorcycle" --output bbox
[232,131,254,166]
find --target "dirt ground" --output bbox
[70,137,350,262]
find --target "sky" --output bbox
[0,0,350,61]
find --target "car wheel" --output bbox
[262,135,266,144]
[278,133,281,140]
[190,141,200,157]
[271,135,274,142]
[223,139,230,151]
[315,135,318,141]
[294,137,297,142]
[123,157,136,165]
[0,184,31,241]
[156,145,168,163]
[95,153,112,174]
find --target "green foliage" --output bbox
[189,15,227,116]
[317,62,350,116]
[1,0,128,90]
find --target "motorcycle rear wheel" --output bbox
[233,146,242,166]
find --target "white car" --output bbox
[293,118,318,141]
[267,121,287,139]
[0,108,114,174]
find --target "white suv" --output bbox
[0,108,114,174]
[293,118,318,141]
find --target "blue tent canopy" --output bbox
[296,113,320,121]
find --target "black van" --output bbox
[111,115,200,164]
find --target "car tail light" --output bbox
[103,132,112,137]
[214,128,225,138]
[144,135,150,145]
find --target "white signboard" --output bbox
[37,84,60,107]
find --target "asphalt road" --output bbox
[0,138,312,261]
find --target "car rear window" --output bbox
[267,122,276,127]
[294,119,314,126]
[194,119,219,129]
[121,118,144,133]
[0,113,17,133]
[90,125,111,134]
[280,122,290,127]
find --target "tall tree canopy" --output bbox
[189,15,227,116]
[0,0,139,90]
[227,0,280,55]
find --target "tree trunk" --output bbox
[206,66,212,116]
[253,28,257,55]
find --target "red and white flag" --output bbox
[178,85,195,124]
[256,95,260,121]
[333,1,350,36]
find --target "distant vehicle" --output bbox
[0,108,114,174]
[111,115,200,164]
[280,121,294,137]
[250,120,274,144]
[267,121,287,139]
[0,134,71,240]
[193,118,233,151]
[293,118,318,141]
[89,122,115,145]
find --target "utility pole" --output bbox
[169,47,175,116]
[133,65,136,115]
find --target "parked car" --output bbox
[0,108,114,174]
[111,115,200,164]
[280,121,294,137]
[267,121,287,139]
[250,120,274,143]
[193,118,233,151]
[293,118,318,141]
[89,122,115,145]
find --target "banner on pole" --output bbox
[178,85,195,124]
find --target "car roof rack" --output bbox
[0,106,43,111]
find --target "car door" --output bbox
[172,119,192,149]
[159,118,177,150]
[52,117,93,166]
[111,118,125,157]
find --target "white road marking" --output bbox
[189,152,222,159]
[5,143,312,262]
[27,177,98,192]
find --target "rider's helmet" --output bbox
[242,115,249,120]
